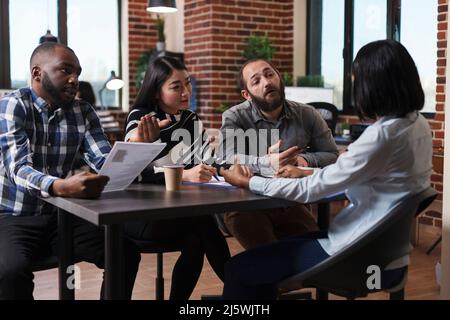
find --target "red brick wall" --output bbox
[432,0,447,197]
[419,0,448,228]
[184,0,294,129]
[127,0,293,125]
[128,0,158,104]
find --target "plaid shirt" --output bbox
[0,87,111,216]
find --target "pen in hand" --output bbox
[208,149,220,182]
[201,149,220,182]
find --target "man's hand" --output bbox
[276,165,314,178]
[220,157,253,189]
[183,164,217,183]
[128,115,171,143]
[268,140,299,171]
[50,172,110,199]
[296,156,309,167]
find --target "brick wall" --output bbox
[419,0,448,228]
[433,0,448,197]
[128,0,158,104]
[127,0,293,125]
[184,0,294,129]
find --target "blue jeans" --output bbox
[223,231,329,300]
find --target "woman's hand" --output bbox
[128,115,171,143]
[182,164,217,183]
[276,165,314,178]
[220,158,253,189]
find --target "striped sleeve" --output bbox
[125,108,147,142]
[80,104,112,172]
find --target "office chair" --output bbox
[31,255,59,272]
[130,239,181,300]
[308,102,339,136]
[426,235,442,255]
[277,187,437,300]
[31,240,180,300]
[31,250,83,300]
[210,193,347,300]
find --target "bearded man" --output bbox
[0,43,140,299]
[219,59,339,250]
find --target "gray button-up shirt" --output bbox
[219,100,339,176]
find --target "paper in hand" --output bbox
[98,141,166,192]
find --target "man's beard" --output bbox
[249,83,286,113]
[41,73,74,109]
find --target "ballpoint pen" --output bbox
[208,149,220,182]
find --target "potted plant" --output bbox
[155,15,165,52]
[243,35,276,61]
[297,75,325,88]
[282,72,294,86]
[135,49,155,89]
[214,102,232,114]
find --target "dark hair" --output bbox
[30,42,75,68]
[238,58,282,91]
[132,56,187,112]
[77,81,96,105]
[352,40,424,120]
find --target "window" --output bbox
[309,0,438,114]
[9,0,58,89]
[67,0,121,108]
[353,0,387,56]
[321,0,345,110]
[0,0,122,108]
[401,0,438,113]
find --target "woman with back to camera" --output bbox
[124,56,230,300]
[220,40,433,299]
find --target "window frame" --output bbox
[0,0,122,108]
[307,0,436,117]
[0,0,11,89]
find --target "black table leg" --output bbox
[105,224,124,300]
[58,209,75,300]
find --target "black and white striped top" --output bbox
[125,107,221,183]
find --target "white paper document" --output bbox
[203,176,235,188]
[98,142,166,192]
[182,176,236,189]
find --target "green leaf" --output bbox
[243,35,276,61]
[135,49,155,89]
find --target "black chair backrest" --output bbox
[308,102,339,136]
[214,214,232,237]
[278,187,437,297]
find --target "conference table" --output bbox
[42,183,301,300]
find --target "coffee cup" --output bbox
[163,165,184,191]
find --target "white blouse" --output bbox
[250,112,432,267]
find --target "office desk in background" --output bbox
[42,183,298,300]
[334,135,354,146]
[334,135,354,153]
